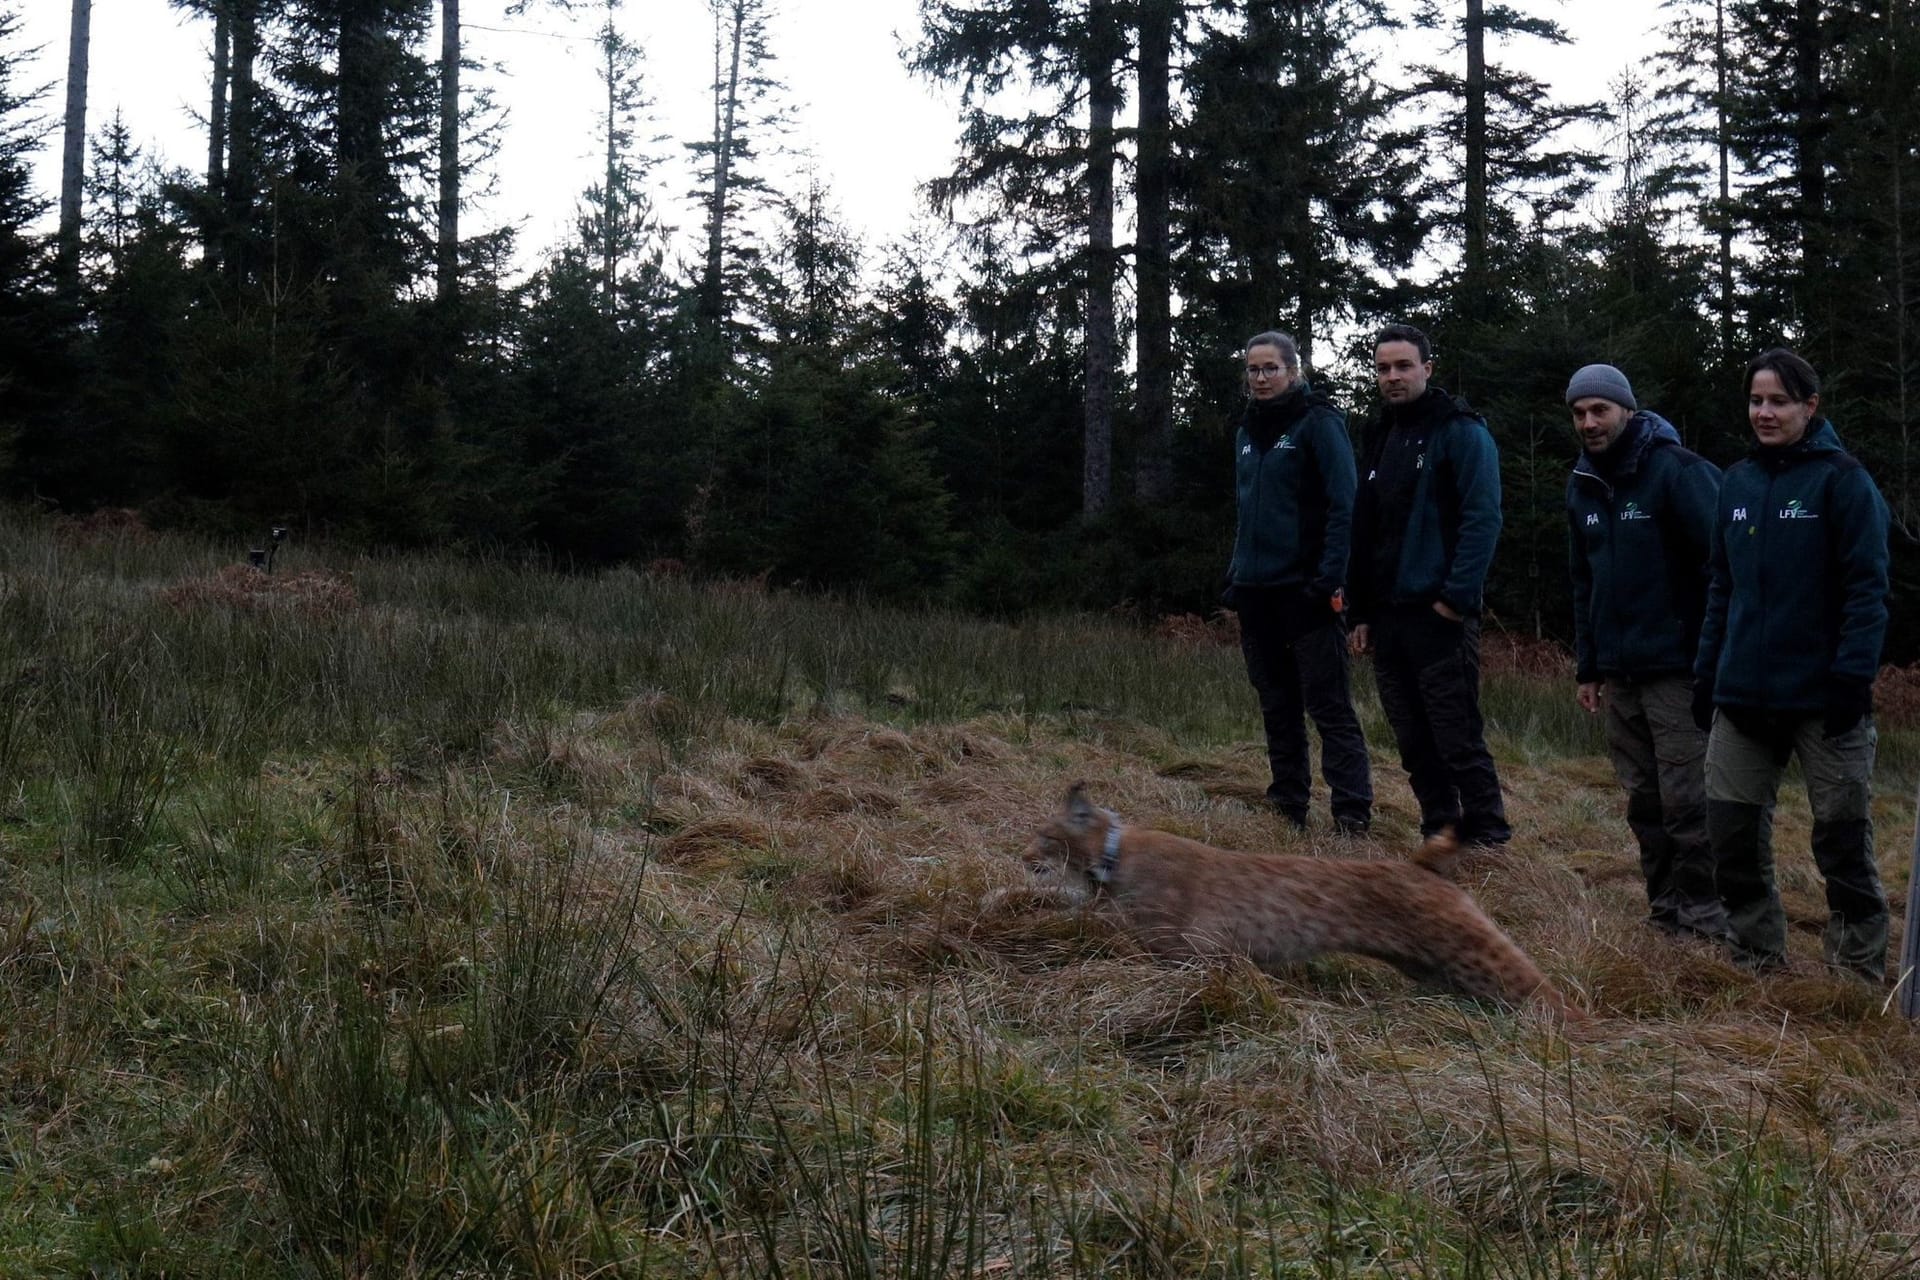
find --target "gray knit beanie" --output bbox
[1565,363,1636,410]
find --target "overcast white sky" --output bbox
[16,0,1671,279]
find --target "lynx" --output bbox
[1024,784,1579,1020]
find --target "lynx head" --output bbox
[1024,782,1116,882]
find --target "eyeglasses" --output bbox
[1246,364,1286,379]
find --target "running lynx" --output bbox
[1024,784,1578,1020]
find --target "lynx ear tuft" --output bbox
[1063,781,1096,831]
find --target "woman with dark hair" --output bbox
[1224,330,1372,834]
[1692,348,1892,979]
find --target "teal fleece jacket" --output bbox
[1694,419,1890,710]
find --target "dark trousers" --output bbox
[1604,675,1726,935]
[1238,598,1372,826]
[1370,607,1509,844]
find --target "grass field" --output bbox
[1,509,1916,1278]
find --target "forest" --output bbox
[6,0,1920,648]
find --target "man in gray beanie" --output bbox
[1565,363,1728,938]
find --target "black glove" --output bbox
[1690,681,1716,732]
[1823,676,1872,738]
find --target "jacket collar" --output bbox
[1382,385,1457,433]
[1572,410,1681,484]
[1751,416,1845,465]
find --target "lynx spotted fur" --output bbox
[1024,784,1579,1020]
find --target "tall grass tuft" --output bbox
[3,509,1917,1278]
[53,633,182,864]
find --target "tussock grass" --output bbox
[0,506,1917,1277]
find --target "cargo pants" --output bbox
[1604,675,1727,937]
[1705,711,1889,979]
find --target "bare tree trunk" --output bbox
[1896,148,1911,529]
[1133,0,1174,505]
[58,0,93,283]
[1463,0,1487,295]
[209,3,230,194]
[337,0,385,312]
[1288,6,1317,365]
[601,13,619,309]
[226,2,258,284]
[1714,0,1735,359]
[1891,0,1913,531]
[437,0,459,305]
[701,0,747,339]
[1083,0,1117,518]
[1793,0,1826,338]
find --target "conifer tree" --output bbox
[0,1,53,464]
[1654,0,1742,359]
[1405,0,1604,319]
[83,108,144,278]
[694,183,958,596]
[580,0,663,317]
[71,116,190,506]
[502,0,676,563]
[1175,0,1424,407]
[912,0,1113,518]
[691,0,785,368]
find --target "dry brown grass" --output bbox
[1875,660,1920,728]
[157,563,361,616]
[65,650,1897,1274]
[475,690,1920,1271]
[53,505,156,545]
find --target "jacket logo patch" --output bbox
[1585,513,1600,527]
[1415,453,1425,470]
[1241,444,1252,456]
[1731,507,1748,522]
[1277,439,1297,450]
[1778,499,1819,520]
[1618,501,1651,521]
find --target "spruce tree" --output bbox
[912,0,1113,518]
[0,2,55,479]
[690,0,786,370]
[1175,0,1425,410]
[1404,0,1605,321]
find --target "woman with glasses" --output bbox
[1693,347,1892,980]
[1224,330,1373,834]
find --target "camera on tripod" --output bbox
[248,526,289,573]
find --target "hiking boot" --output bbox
[1652,897,1732,944]
[1730,945,1789,975]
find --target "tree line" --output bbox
[4,0,1919,655]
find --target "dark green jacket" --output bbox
[1694,419,1890,711]
[1228,384,1356,594]
[1567,412,1720,683]
[1350,388,1503,621]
